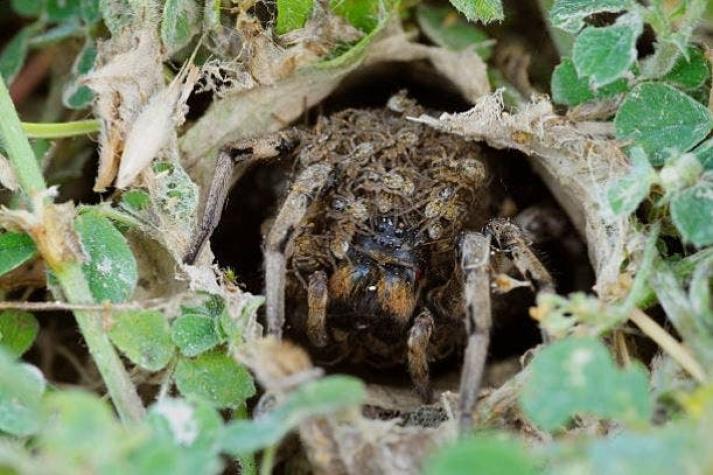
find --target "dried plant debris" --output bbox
[180,20,490,182]
[83,28,165,191]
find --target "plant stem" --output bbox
[0,78,144,423]
[57,262,146,422]
[22,119,100,139]
[0,80,46,199]
[629,308,706,383]
[260,445,276,475]
[234,404,257,475]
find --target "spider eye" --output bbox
[376,220,387,232]
[331,198,346,211]
[439,187,454,199]
[394,227,405,238]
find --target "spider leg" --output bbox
[265,163,333,338]
[458,232,492,433]
[183,131,299,264]
[485,218,555,293]
[307,270,329,347]
[407,309,435,402]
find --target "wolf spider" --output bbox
[185,96,554,431]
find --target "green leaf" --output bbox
[99,0,134,34]
[0,310,39,358]
[331,0,390,33]
[0,231,37,277]
[549,0,633,33]
[448,0,504,24]
[40,391,120,462]
[64,84,94,110]
[180,293,226,320]
[152,161,199,225]
[275,0,313,34]
[161,0,201,54]
[607,147,657,215]
[416,4,492,60]
[519,337,651,431]
[46,0,81,21]
[692,138,713,170]
[220,294,263,345]
[664,47,711,91]
[0,27,32,84]
[144,398,224,474]
[121,189,152,211]
[276,0,389,34]
[175,350,255,409]
[80,0,101,23]
[573,428,700,475]
[11,0,45,17]
[147,397,222,447]
[551,57,628,106]
[221,375,365,454]
[572,13,642,89]
[172,314,223,357]
[614,83,713,165]
[203,0,221,31]
[690,259,713,330]
[75,211,138,303]
[424,435,537,475]
[27,19,82,47]
[63,42,97,110]
[670,178,713,247]
[0,350,45,436]
[108,310,175,371]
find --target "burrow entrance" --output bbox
[211,60,595,391]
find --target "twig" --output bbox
[629,308,706,383]
[0,296,179,312]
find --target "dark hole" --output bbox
[211,59,595,388]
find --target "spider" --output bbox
[185,94,555,431]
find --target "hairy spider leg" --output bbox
[265,163,333,337]
[458,219,556,433]
[485,218,555,294]
[458,232,492,433]
[407,308,435,402]
[307,270,329,347]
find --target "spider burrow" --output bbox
[185,94,555,432]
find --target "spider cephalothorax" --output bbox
[187,96,555,429]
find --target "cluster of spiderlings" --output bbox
[297,108,484,263]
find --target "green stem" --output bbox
[22,119,100,139]
[0,78,144,423]
[233,404,257,475]
[56,263,146,423]
[260,445,276,475]
[0,80,46,199]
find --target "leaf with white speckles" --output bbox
[615,83,713,165]
[75,211,137,303]
[519,337,651,431]
[109,310,175,371]
[671,177,713,247]
[175,350,255,409]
